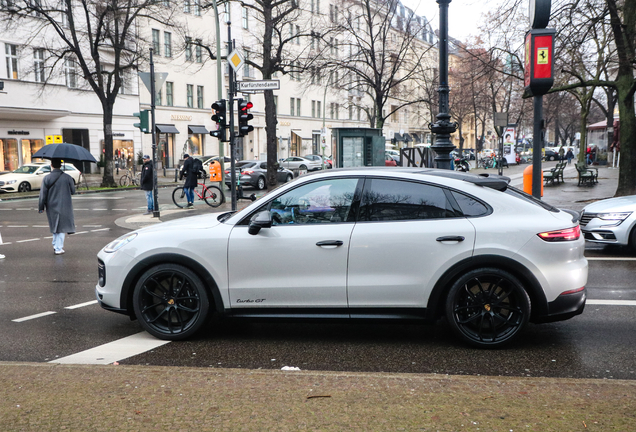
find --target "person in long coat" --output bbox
[179,153,197,208]
[38,158,76,255]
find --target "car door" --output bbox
[33,165,51,189]
[347,177,476,309]
[227,177,361,309]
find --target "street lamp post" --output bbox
[429,0,457,170]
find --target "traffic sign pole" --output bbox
[227,23,237,211]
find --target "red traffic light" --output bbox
[240,101,253,111]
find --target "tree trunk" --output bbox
[264,89,278,187]
[615,76,636,196]
[101,104,116,187]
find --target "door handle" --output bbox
[316,240,344,247]
[436,236,465,242]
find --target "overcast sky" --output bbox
[402,0,498,42]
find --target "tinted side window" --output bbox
[450,191,489,217]
[41,165,51,173]
[269,178,359,225]
[359,178,453,221]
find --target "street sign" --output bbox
[227,50,244,72]
[139,72,169,93]
[236,80,280,92]
[46,135,63,144]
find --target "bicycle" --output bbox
[75,172,90,191]
[172,177,225,208]
[119,169,141,187]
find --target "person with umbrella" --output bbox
[38,158,76,255]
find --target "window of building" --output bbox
[243,50,250,77]
[186,84,194,108]
[391,105,399,123]
[155,88,162,106]
[195,39,202,62]
[296,25,300,44]
[33,48,44,83]
[290,97,295,116]
[274,95,278,114]
[152,29,161,55]
[197,85,204,109]
[317,101,321,119]
[193,0,201,15]
[311,100,315,118]
[297,98,301,117]
[164,32,172,57]
[119,70,126,94]
[64,56,77,88]
[5,43,18,79]
[166,81,174,106]
[184,0,191,13]
[185,37,192,61]
[242,7,248,29]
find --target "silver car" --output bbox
[281,156,322,171]
[580,196,636,250]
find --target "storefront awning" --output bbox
[404,133,412,142]
[188,125,209,134]
[393,133,406,142]
[411,133,420,143]
[156,124,180,134]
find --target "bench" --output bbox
[543,162,566,185]
[575,162,598,186]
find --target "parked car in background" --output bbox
[580,196,636,251]
[280,156,322,171]
[224,160,294,190]
[0,162,81,193]
[97,167,587,348]
[385,153,397,166]
[304,154,332,169]
[200,155,233,175]
[543,149,559,161]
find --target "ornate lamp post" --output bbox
[429,0,457,170]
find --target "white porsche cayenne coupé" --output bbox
[96,168,587,348]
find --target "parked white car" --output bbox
[96,168,587,348]
[0,162,81,193]
[280,156,322,172]
[580,196,636,251]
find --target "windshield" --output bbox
[13,166,40,174]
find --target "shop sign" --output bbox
[8,130,29,135]
[46,135,63,144]
[171,114,192,121]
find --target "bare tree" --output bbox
[1,0,175,187]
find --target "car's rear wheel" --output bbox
[18,182,31,193]
[285,174,293,182]
[446,268,530,348]
[132,264,210,340]
[299,164,307,170]
[257,176,266,190]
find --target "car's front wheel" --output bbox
[132,264,210,340]
[285,174,293,182]
[445,268,530,348]
[18,182,31,193]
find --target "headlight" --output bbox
[6,180,16,185]
[104,233,137,253]
[597,212,632,221]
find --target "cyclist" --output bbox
[140,155,154,215]
[179,154,197,208]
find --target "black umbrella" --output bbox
[32,143,98,163]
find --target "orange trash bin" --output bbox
[209,160,222,182]
[523,165,543,196]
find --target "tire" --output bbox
[286,174,293,182]
[172,187,188,208]
[18,182,31,193]
[445,268,530,348]
[119,175,130,187]
[257,176,266,190]
[299,164,307,170]
[630,226,636,253]
[203,186,224,207]
[132,263,210,340]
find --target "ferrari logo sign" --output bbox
[537,48,549,64]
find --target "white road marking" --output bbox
[33,225,50,228]
[7,225,28,228]
[73,231,89,235]
[16,238,40,243]
[587,299,636,306]
[12,311,57,322]
[64,300,98,310]
[74,197,125,200]
[50,332,170,365]
[93,208,108,211]
[83,225,102,228]
[587,257,636,261]
[91,228,110,232]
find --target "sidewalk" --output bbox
[1,163,631,431]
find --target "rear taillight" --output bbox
[537,225,580,242]
[224,170,230,174]
[242,170,254,174]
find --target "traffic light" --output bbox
[210,100,227,142]
[133,110,150,134]
[237,99,254,137]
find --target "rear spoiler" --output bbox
[463,173,510,191]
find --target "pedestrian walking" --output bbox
[558,145,565,161]
[566,148,574,164]
[179,154,197,208]
[140,154,154,215]
[38,158,75,255]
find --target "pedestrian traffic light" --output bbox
[210,100,227,142]
[237,99,254,137]
[133,110,150,134]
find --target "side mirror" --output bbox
[248,210,272,235]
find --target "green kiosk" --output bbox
[332,127,386,168]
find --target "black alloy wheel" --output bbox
[446,268,530,348]
[132,264,210,340]
[18,182,31,193]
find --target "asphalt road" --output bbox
[0,186,634,381]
